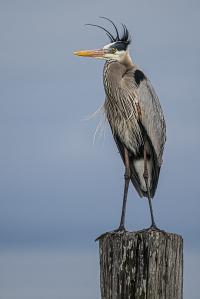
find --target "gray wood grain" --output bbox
[98,229,183,299]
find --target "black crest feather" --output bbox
[86,17,131,45]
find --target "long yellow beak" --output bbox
[73,49,107,58]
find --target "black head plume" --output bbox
[121,23,131,43]
[85,17,131,46]
[99,16,120,41]
[85,23,116,42]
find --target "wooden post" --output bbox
[98,229,183,299]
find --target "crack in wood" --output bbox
[98,229,183,299]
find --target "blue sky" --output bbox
[0,0,200,298]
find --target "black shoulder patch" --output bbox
[134,70,146,86]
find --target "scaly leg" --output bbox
[143,141,157,229]
[118,147,131,231]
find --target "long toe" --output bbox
[149,225,166,234]
[115,225,126,232]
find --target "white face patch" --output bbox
[104,49,126,62]
[102,42,129,62]
[103,42,116,49]
[103,42,128,60]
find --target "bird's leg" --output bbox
[95,147,130,240]
[118,147,131,231]
[143,141,158,229]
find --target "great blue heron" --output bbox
[74,17,166,231]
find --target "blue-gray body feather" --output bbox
[103,60,166,198]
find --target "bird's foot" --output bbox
[137,224,166,234]
[114,225,126,233]
[95,226,127,241]
[150,223,159,230]
[150,223,167,233]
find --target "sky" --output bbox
[0,0,200,298]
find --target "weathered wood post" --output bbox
[98,229,183,299]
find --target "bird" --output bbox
[74,17,166,231]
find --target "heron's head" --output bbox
[73,17,131,64]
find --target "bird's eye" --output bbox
[111,48,117,54]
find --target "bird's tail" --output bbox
[130,149,160,198]
[114,134,160,199]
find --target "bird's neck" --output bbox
[103,57,134,101]
[103,61,124,100]
[119,51,134,69]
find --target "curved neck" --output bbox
[103,59,137,122]
[103,50,134,99]
[103,61,125,97]
[119,50,134,69]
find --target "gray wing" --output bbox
[136,76,166,167]
[106,67,166,198]
[135,76,166,197]
[125,69,166,197]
